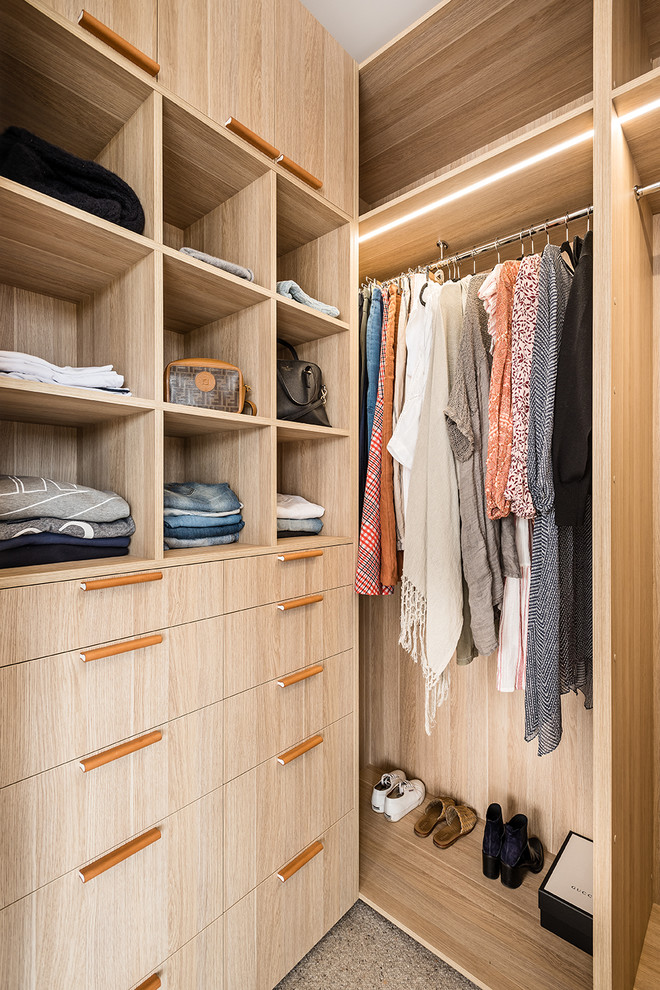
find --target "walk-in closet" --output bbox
[0,1,658,989]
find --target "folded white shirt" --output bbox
[0,350,124,388]
[277,493,325,519]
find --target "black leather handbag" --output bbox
[276,339,331,427]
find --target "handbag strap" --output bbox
[279,390,328,422]
[276,365,316,406]
[277,338,299,361]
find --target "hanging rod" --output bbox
[634,181,660,200]
[361,205,593,291]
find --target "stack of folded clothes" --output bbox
[276,280,340,319]
[0,126,145,234]
[277,492,324,538]
[0,350,130,395]
[164,482,244,549]
[0,474,134,568]
[180,247,254,282]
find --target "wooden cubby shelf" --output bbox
[162,404,272,438]
[0,381,154,428]
[276,296,350,344]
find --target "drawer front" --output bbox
[1,560,224,666]
[138,914,223,990]
[224,585,353,696]
[224,713,354,907]
[223,650,354,782]
[0,615,224,787]
[224,811,357,990]
[224,545,354,612]
[0,788,223,990]
[0,703,223,908]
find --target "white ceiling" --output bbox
[299,0,440,64]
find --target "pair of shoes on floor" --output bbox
[371,770,425,822]
[482,803,545,889]
[414,796,477,849]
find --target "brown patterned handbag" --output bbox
[164,359,256,414]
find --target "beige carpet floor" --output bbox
[275,899,478,989]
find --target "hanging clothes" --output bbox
[365,285,383,453]
[358,285,371,524]
[445,275,520,659]
[356,293,395,597]
[392,277,411,552]
[380,285,400,586]
[505,254,542,517]
[525,244,573,756]
[497,516,533,692]
[401,282,463,732]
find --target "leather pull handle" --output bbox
[80,572,162,591]
[134,976,161,990]
[79,730,162,772]
[276,154,323,191]
[277,664,323,688]
[78,827,161,883]
[277,549,324,561]
[225,117,280,159]
[277,594,323,611]
[80,634,162,662]
[278,840,323,882]
[277,733,323,765]
[78,10,160,75]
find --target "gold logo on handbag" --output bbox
[165,359,256,415]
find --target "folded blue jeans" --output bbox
[164,532,240,548]
[164,482,241,513]
[276,517,323,534]
[163,512,243,530]
[163,520,244,540]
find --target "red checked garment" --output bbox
[355,294,395,596]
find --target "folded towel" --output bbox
[277,517,323,535]
[180,247,254,282]
[277,493,325,519]
[163,512,243,530]
[0,544,128,569]
[0,533,130,551]
[276,280,339,319]
[0,127,145,233]
[0,350,125,389]
[164,532,240,549]
[0,475,130,522]
[0,514,135,539]
[163,520,244,540]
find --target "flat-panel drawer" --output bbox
[224,713,354,907]
[224,650,354,781]
[1,560,224,666]
[0,788,223,990]
[134,914,223,990]
[224,811,357,990]
[0,702,223,909]
[0,615,224,787]
[224,585,353,696]
[224,545,354,612]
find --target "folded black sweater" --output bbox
[0,126,145,234]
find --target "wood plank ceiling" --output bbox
[358,0,593,210]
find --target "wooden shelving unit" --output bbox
[0,0,356,590]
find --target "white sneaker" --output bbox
[383,779,426,822]
[371,770,407,813]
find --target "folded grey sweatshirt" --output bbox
[276,280,340,318]
[0,475,130,522]
[180,247,254,282]
[0,514,135,539]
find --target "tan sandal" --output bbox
[432,804,477,848]
[414,797,455,837]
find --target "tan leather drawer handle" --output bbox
[135,975,161,990]
[277,733,323,765]
[276,154,323,191]
[225,117,280,159]
[277,549,324,562]
[78,827,161,883]
[278,664,323,688]
[80,633,163,662]
[278,840,323,882]
[80,572,162,591]
[78,10,160,76]
[277,593,323,611]
[79,730,162,772]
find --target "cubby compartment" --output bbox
[0,1,159,239]
[162,98,274,290]
[277,434,352,544]
[163,422,274,555]
[0,218,160,403]
[277,174,351,324]
[0,409,159,574]
[275,334,351,434]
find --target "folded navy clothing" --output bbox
[0,533,130,551]
[163,520,244,540]
[0,544,129,568]
[0,127,145,234]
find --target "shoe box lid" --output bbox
[538,831,593,954]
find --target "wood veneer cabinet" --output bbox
[0,2,358,987]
